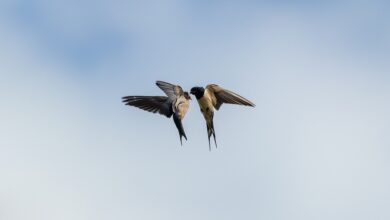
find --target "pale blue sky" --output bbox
[0,1,389,220]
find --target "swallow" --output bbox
[122,81,191,145]
[190,84,255,150]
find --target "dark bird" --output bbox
[190,84,255,150]
[122,81,191,145]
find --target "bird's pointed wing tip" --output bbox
[156,80,171,85]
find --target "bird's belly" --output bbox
[197,97,214,120]
[176,102,189,120]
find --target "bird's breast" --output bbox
[174,97,189,120]
[197,95,214,120]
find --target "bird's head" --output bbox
[183,92,192,100]
[190,87,205,99]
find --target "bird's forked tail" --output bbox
[206,118,217,151]
[173,115,187,145]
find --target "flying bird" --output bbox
[190,84,255,150]
[122,81,191,145]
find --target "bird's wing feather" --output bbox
[205,84,255,110]
[156,81,184,100]
[122,96,173,118]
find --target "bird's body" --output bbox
[196,91,216,147]
[173,95,190,120]
[122,81,191,145]
[191,84,255,150]
[197,91,214,120]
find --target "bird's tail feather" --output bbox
[207,118,217,151]
[173,115,187,146]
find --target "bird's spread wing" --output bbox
[205,84,255,110]
[122,96,173,118]
[156,81,184,100]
